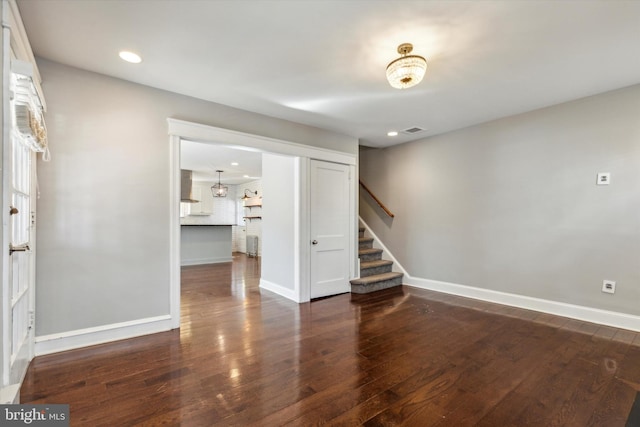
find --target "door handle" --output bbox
[9,244,29,255]
[9,206,18,215]
[311,240,318,245]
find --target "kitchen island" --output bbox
[180,224,233,266]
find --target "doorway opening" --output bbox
[168,119,358,329]
[180,140,264,267]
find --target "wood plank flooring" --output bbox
[21,254,640,426]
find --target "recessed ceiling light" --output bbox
[119,51,142,64]
[231,162,239,166]
[243,175,250,178]
[387,131,398,137]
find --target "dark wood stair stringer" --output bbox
[350,226,403,293]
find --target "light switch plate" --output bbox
[597,173,610,185]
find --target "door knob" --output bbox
[9,206,18,215]
[311,240,318,245]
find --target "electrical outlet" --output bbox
[602,280,616,294]
[597,173,611,185]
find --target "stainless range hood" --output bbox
[180,169,200,203]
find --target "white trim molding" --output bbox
[168,119,358,306]
[169,134,181,329]
[0,384,20,404]
[34,315,173,356]
[181,256,232,266]
[167,118,356,166]
[259,279,299,302]
[293,157,308,303]
[405,276,640,332]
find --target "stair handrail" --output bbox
[359,180,395,218]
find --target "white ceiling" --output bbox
[17,0,640,148]
[181,140,262,184]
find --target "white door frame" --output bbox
[167,119,357,327]
[1,0,45,403]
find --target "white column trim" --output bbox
[297,157,310,303]
[349,165,357,280]
[169,134,181,329]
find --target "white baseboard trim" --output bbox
[259,279,298,302]
[406,276,640,332]
[0,384,20,404]
[181,256,233,266]
[35,315,173,356]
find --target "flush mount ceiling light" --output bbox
[119,51,142,64]
[211,170,228,198]
[386,43,427,89]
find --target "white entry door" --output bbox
[2,70,37,391]
[310,160,351,299]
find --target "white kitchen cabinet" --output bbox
[189,184,213,215]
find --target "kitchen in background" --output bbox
[180,140,263,266]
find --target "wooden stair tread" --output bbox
[350,271,403,285]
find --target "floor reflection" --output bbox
[19,253,640,426]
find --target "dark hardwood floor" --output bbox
[21,253,640,426]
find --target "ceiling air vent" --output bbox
[402,126,425,135]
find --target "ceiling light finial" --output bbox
[386,43,427,89]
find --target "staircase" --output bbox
[350,227,403,293]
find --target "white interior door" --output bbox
[310,160,351,299]
[2,69,36,391]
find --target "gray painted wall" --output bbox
[360,84,640,316]
[35,59,357,336]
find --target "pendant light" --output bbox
[386,43,427,89]
[211,170,228,197]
